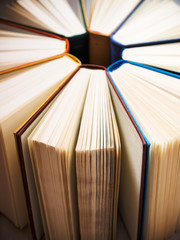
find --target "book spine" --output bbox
[89,31,110,67]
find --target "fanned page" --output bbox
[122,42,180,73]
[76,70,121,240]
[0,55,80,228]
[28,67,121,240]
[28,68,91,240]
[113,0,180,45]
[109,62,180,240]
[0,23,67,73]
[108,80,146,240]
[2,0,86,37]
[83,0,140,35]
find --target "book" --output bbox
[110,0,180,64]
[121,42,180,74]
[81,0,141,66]
[0,1,179,239]
[0,19,69,74]
[0,53,80,231]
[15,65,121,240]
[107,60,180,240]
[0,0,88,63]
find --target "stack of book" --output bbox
[0,1,179,240]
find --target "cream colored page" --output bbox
[109,82,143,240]
[29,68,91,240]
[111,67,180,136]
[76,71,101,239]
[0,57,79,119]
[19,0,71,34]
[122,43,180,73]
[19,96,58,238]
[28,139,50,240]
[110,63,180,239]
[5,0,85,36]
[163,140,180,237]
[89,0,140,35]
[0,35,66,50]
[0,49,65,72]
[121,64,180,98]
[143,140,180,240]
[0,86,69,228]
[81,0,94,25]
[21,121,44,239]
[0,56,79,227]
[113,70,179,238]
[4,3,47,30]
[109,91,121,240]
[0,126,20,226]
[75,71,95,239]
[113,0,180,44]
[60,70,92,240]
[76,70,121,240]
[103,75,118,240]
[67,0,84,24]
[47,0,85,34]
[0,24,67,71]
[116,73,180,128]
[26,96,63,240]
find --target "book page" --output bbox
[85,0,140,35]
[0,23,67,72]
[109,62,180,239]
[28,68,91,240]
[108,81,144,240]
[0,55,79,228]
[2,0,86,36]
[122,42,180,73]
[113,0,180,44]
[76,69,121,240]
